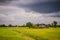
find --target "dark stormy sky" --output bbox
[0,0,60,25]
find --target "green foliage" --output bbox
[26,22,33,28]
[21,24,26,27]
[47,21,58,28]
[47,24,51,27]
[57,25,60,27]
[8,24,12,27]
[0,21,60,28]
[52,21,57,28]
[0,24,6,27]
[32,24,39,28]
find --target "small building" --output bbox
[37,24,48,28]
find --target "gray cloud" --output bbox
[50,12,60,17]
[0,6,60,25]
[0,0,60,5]
[0,0,60,25]
[0,0,12,2]
[21,1,60,13]
[0,0,13,5]
[42,12,60,17]
[0,0,60,13]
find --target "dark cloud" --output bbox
[0,0,60,13]
[0,0,13,5]
[0,0,60,25]
[0,0,12,3]
[22,1,60,13]
[20,1,60,18]
[51,15,60,17]
[51,13,60,17]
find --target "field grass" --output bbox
[0,27,60,40]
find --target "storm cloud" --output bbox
[0,0,60,25]
[23,1,60,13]
[1,0,59,13]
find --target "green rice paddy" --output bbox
[0,27,60,40]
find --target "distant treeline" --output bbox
[0,21,60,28]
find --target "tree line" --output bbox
[0,21,60,28]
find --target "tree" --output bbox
[8,24,12,27]
[2,24,6,27]
[53,21,57,28]
[26,22,33,28]
[48,24,51,27]
[21,24,26,27]
[0,24,6,27]
[32,24,38,28]
[57,25,60,27]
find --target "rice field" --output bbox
[0,27,60,40]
